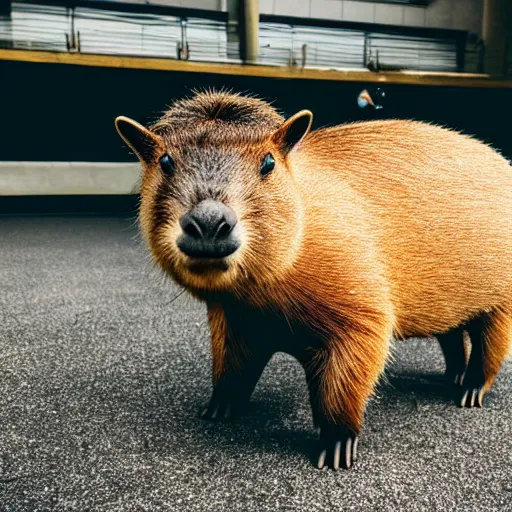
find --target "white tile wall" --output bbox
[310,0,343,21]
[158,0,484,35]
[259,0,275,15]
[425,0,453,29]
[374,3,403,26]
[404,6,425,27]
[274,0,310,17]
[343,1,374,23]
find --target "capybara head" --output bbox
[115,91,312,295]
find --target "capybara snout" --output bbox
[177,200,240,260]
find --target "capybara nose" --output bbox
[177,200,240,259]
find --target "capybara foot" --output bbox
[200,392,245,421]
[316,425,359,470]
[458,364,486,408]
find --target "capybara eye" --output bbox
[260,153,275,178]
[159,154,175,176]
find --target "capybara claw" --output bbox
[453,373,464,387]
[201,394,240,421]
[444,370,464,387]
[316,426,359,470]
[459,386,484,408]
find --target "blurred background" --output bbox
[0,0,511,214]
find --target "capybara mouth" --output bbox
[185,257,230,274]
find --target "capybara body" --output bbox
[116,91,512,470]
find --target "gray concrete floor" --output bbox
[0,216,510,512]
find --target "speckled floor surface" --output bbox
[0,216,510,511]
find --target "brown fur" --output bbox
[115,90,512,468]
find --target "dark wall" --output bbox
[2,59,511,162]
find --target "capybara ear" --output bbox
[271,110,313,154]
[115,116,163,164]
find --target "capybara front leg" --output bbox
[304,363,359,471]
[437,327,468,386]
[460,309,511,408]
[305,327,390,470]
[202,303,274,421]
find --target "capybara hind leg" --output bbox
[437,328,468,386]
[304,325,391,470]
[459,309,511,408]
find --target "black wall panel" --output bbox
[1,59,511,162]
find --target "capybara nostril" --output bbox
[177,200,240,259]
[180,214,203,240]
[215,220,232,240]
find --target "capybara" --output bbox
[115,90,512,470]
